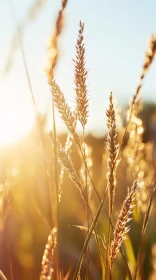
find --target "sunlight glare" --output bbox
[0,103,35,145]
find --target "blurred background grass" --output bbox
[0,103,156,279]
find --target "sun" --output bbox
[0,103,35,145]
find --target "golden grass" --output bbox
[1,2,156,280]
[110,181,138,269]
[44,18,156,279]
[49,132,87,206]
[73,21,89,129]
[106,92,119,215]
[0,270,7,280]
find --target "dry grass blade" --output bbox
[63,266,73,280]
[0,271,7,280]
[5,0,47,77]
[72,225,106,250]
[73,21,89,128]
[40,227,58,280]
[110,181,138,268]
[72,199,104,280]
[8,0,39,110]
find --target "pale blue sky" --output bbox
[0,0,156,139]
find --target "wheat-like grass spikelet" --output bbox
[129,35,156,117]
[120,36,156,166]
[120,36,156,156]
[106,92,119,215]
[73,21,89,128]
[46,0,68,79]
[49,132,87,206]
[141,35,156,76]
[40,227,57,280]
[73,21,90,272]
[110,180,138,268]
[47,80,81,146]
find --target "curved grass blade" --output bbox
[72,199,104,280]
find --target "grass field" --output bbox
[0,1,156,279]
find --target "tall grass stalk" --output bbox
[49,132,105,274]
[45,0,69,278]
[72,199,104,280]
[74,20,90,277]
[110,181,138,269]
[50,79,101,201]
[5,0,47,77]
[5,3,156,278]
[105,92,119,279]
[47,27,156,279]
[118,35,156,159]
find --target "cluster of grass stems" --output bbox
[40,7,156,279]
[1,0,156,279]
